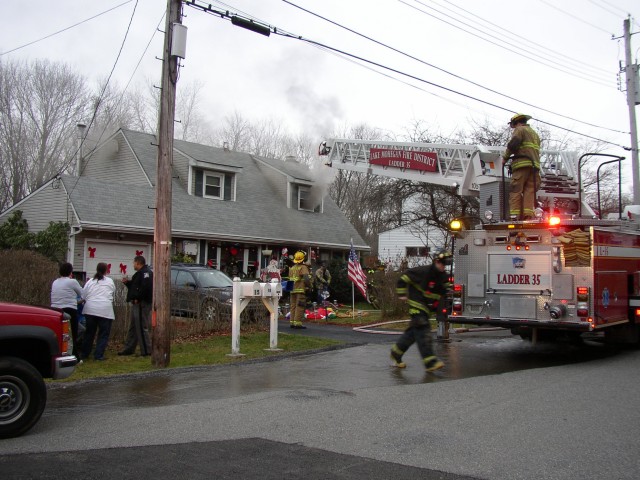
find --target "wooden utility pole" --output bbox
[152,0,182,367]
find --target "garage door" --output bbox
[85,241,152,280]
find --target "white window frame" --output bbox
[203,172,224,199]
[298,186,313,211]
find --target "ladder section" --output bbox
[322,139,479,195]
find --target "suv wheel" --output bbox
[0,357,47,439]
[200,299,219,322]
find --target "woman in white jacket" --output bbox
[81,262,115,361]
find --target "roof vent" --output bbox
[285,155,297,163]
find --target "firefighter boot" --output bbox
[424,355,445,372]
[390,345,406,368]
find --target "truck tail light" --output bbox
[451,284,464,314]
[576,286,590,319]
[62,318,71,355]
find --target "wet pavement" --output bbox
[2,321,639,480]
[44,322,620,414]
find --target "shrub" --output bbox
[0,250,58,306]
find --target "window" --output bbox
[298,186,313,211]
[406,246,430,257]
[203,173,223,199]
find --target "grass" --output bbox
[63,332,342,382]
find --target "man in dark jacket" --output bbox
[118,256,153,356]
[390,250,452,372]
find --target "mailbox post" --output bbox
[228,278,282,356]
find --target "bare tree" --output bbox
[0,59,88,209]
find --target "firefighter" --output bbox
[390,250,452,372]
[503,113,541,220]
[289,251,312,329]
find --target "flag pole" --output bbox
[352,283,355,319]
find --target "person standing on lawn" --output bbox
[119,255,153,356]
[50,262,83,358]
[288,251,312,329]
[81,262,115,361]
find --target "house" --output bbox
[377,223,446,270]
[0,128,368,280]
[375,193,447,270]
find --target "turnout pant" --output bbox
[509,166,541,219]
[394,312,435,360]
[122,301,152,355]
[289,292,306,326]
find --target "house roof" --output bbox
[64,129,368,250]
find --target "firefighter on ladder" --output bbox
[503,113,541,220]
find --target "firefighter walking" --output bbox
[289,251,312,329]
[503,113,541,220]
[390,250,452,372]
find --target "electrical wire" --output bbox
[436,0,611,77]
[184,0,630,150]
[404,0,614,88]
[537,0,615,35]
[64,0,141,195]
[0,0,134,57]
[283,0,628,135]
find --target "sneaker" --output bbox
[390,349,406,368]
[424,356,444,372]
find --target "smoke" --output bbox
[306,156,338,211]
[285,83,344,138]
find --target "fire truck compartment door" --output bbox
[467,273,486,297]
[500,297,537,319]
[594,271,628,323]
[488,251,552,292]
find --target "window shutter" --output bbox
[195,170,203,197]
[224,174,232,201]
[292,184,299,209]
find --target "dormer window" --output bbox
[194,168,234,201]
[298,186,312,211]
[204,172,224,199]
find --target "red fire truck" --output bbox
[320,138,637,343]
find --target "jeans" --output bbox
[62,307,79,357]
[82,314,112,360]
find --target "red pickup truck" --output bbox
[0,302,77,438]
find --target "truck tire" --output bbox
[0,357,47,439]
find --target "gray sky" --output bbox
[1,0,639,182]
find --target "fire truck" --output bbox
[320,138,639,344]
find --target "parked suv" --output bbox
[170,264,233,321]
[0,302,77,438]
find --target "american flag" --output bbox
[348,241,368,299]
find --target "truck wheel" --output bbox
[0,357,47,439]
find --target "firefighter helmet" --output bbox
[509,113,532,127]
[434,249,453,265]
[293,251,306,264]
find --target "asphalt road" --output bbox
[1,323,639,480]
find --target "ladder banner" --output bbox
[369,148,438,172]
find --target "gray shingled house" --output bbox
[0,128,368,281]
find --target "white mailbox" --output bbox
[241,281,261,298]
[262,282,274,297]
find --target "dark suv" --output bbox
[170,264,233,321]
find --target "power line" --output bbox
[404,0,614,88]
[184,1,629,149]
[283,0,628,135]
[537,0,615,35]
[65,0,140,195]
[437,0,611,77]
[0,0,134,57]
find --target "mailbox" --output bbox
[241,281,261,298]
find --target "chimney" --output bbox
[76,123,87,175]
[223,141,230,152]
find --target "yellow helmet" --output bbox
[293,251,306,264]
[509,113,532,127]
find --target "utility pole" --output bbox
[623,18,640,204]
[152,0,182,367]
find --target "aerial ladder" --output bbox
[319,138,593,219]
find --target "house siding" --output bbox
[81,133,148,185]
[255,161,288,201]
[172,150,190,191]
[0,182,71,232]
[378,225,446,269]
